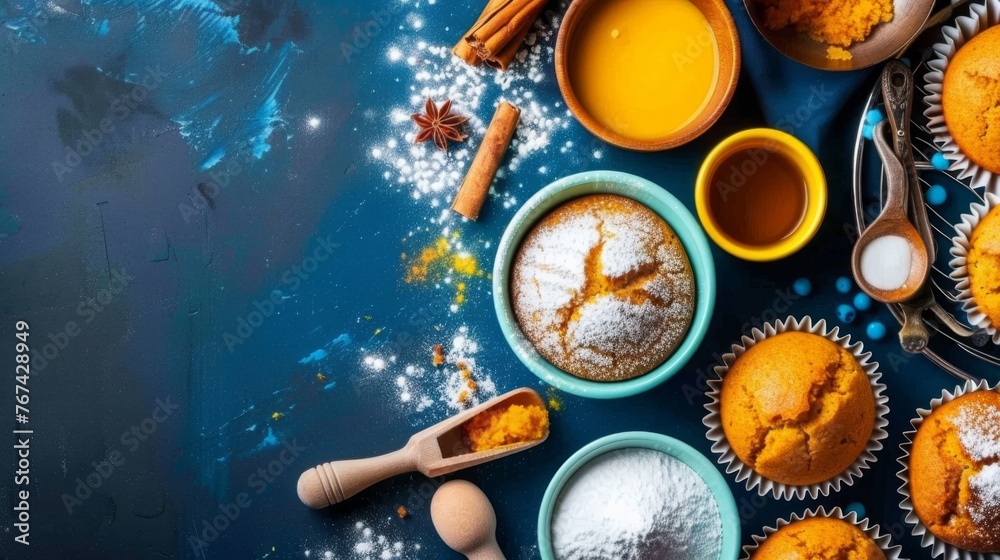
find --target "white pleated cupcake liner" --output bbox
[703,316,890,500]
[949,192,1000,344]
[896,379,1000,560]
[922,0,1000,195]
[741,506,904,560]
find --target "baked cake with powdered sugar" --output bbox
[511,194,695,382]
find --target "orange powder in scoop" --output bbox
[463,404,549,452]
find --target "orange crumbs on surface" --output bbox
[462,404,550,452]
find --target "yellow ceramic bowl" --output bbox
[695,128,827,261]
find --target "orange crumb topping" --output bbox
[396,506,408,519]
[432,344,445,367]
[463,404,550,452]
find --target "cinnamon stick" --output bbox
[452,102,520,220]
[453,0,547,71]
[452,0,508,65]
[467,0,547,65]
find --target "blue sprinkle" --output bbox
[837,304,857,323]
[865,108,885,126]
[901,57,911,68]
[926,184,947,206]
[846,502,867,519]
[867,321,887,340]
[836,276,853,294]
[932,152,950,171]
[854,292,872,312]
[862,123,875,140]
[793,278,813,297]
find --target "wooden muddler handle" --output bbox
[451,101,520,220]
[297,447,417,509]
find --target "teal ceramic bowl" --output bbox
[492,171,716,399]
[537,432,741,560]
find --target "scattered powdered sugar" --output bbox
[551,448,723,560]
[303,519,421,559]
[359,326,497,422]
[969,463,1000,526]
[511,196,695,381]
[955,401,1000,526]
[956,402,1000,462]
[370,4,591,224]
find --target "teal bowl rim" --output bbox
[536,431,741,560]
[491,170,717,399]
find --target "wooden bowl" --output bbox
[743,0,935,71]
[554,0,741,151]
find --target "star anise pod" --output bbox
[412,98,468,152]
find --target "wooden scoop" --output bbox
[297,388,547,509]
[431,480,506,560]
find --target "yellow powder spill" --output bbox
[402,233,487,307]
[463,404,550,452]
[547,388,563,412]
[757,0,893,57]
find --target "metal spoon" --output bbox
[852,121,930,304]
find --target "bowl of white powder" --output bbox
[492,170,717,399]
[538,431,740,560]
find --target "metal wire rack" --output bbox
[851,38,997,382]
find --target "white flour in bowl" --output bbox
[551,448,722,560]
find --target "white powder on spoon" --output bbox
[859,235,912,290]
[551,448,723,560]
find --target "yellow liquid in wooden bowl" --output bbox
[568,0,720,141]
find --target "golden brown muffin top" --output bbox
[942,25,1000,175]
[752,517,886,560]
[910,390,1000,553]
[968,206,1000,328]
[720,331,876,486]
[511,194,695,382]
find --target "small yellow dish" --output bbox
[695,129,827,261]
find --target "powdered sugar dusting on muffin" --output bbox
[511,194,695,381]
[956,402,1000,462]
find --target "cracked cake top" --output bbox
[719,331,876,486]
[510,194,695,382]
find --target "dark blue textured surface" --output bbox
[0,0,996,559]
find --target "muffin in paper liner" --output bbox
[702,316,890,500]
[740,506,904,560]
[949,192,1000,344]
[923,0,1000,195]
[896,379,1000,560]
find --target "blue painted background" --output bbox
[0,0,995,559]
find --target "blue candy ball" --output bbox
[932,152,950,171]
[927,184,947,206]
[866,108,885,125]
[867,321,887,340]
[853,292,872,312]
[862,123,875,140]
[846,502,867,519]
[837,304,857,323]
[836,276,853,294]
[793,278,813,297]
